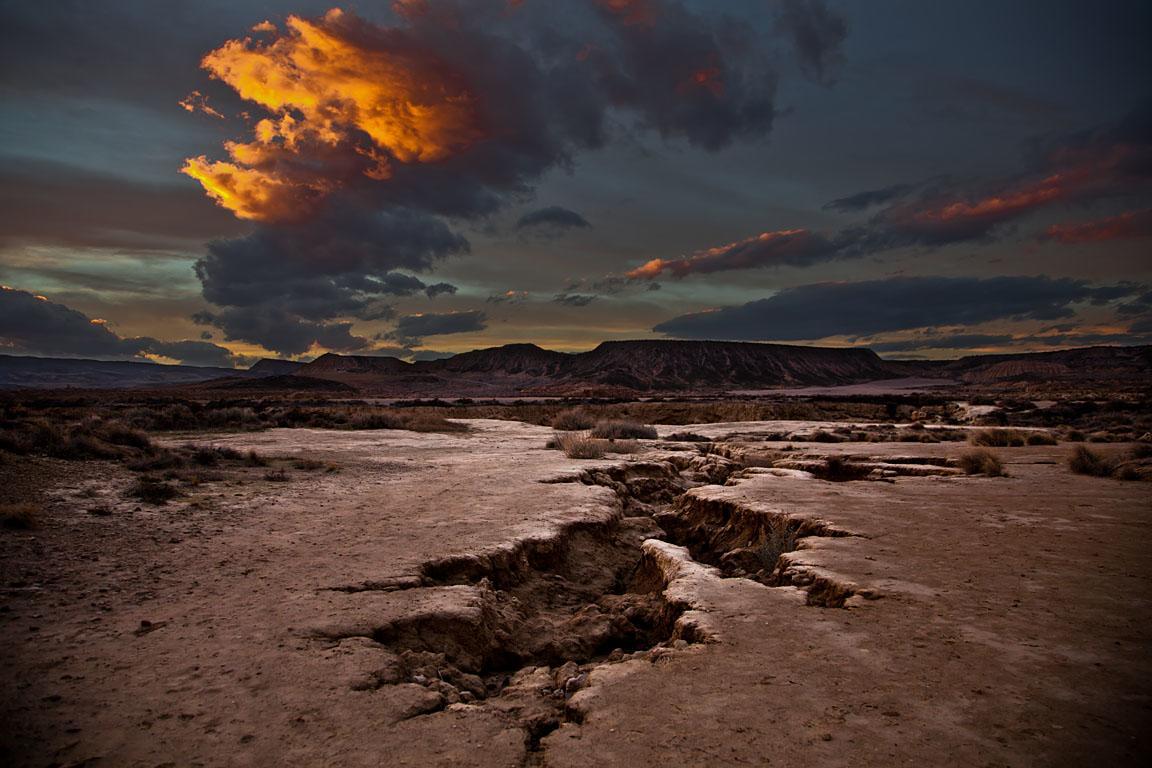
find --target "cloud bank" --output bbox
[1,286,239,367]
[653,276,1147,342]
[181,0,848,354]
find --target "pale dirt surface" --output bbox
[2,420,1150,767]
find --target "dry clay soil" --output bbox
[2,419,1150,767]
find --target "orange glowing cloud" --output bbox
[182,8,485,222]
[1045,208,1152,244]
[627,229,828,279]
[178,90,225,119]
[898,144,1137,230]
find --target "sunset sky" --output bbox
[1,0,1149,367]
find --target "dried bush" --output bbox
[1025,432,1059,446]
[127,476,180,505]
[1065,445,1150,480]
[1067,445,1114,477]
[245,450,269,467]
[552,431,607,459]
[811,456,872,482]
[958,449,1006,476]
[754,517,799,577]
[551,408,595,431]
[970,429,1026,447]
[665,432,711,442]
[590,420,657,440]
[1,502,41,530]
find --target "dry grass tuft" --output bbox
[552,431,607,459]
[811,455,872,482]
[754,517,799,577]
[551,408,595,431]
[1068,445,1114,477]
[127,476,181,505]
[665,431,711,442]
[1064,445,1151,480]
[590,420,658,440]
[1,502,41,530]
[970,429,1026,447]
[958,449,1006,476]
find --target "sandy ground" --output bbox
[2,420,1150,767]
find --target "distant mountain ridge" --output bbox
[2,343,1148,394]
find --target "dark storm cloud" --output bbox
[387,310,488,346]
[516,206,592,233]
[867,334,1016,353]
[194,307,368,357]
[425,282,459,299]
[143,339,239,367]
[193,205,469,353]
[775,0,848,85]
[410,349,457,361]
[823,183,915,213]
[1,286,237,366]
[553,293,597,307]
[653,276,1146,341]
[486,291,529,305]
[171,0,833,352]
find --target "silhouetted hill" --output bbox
[5,343,1148,395]
[248,358,305,376]
[555,340,895,391]
[940,345,1152,384]
[302,353,411,376]
[0,354,241,389]
[425,343,569,376]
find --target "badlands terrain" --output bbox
[1,402,1150,767]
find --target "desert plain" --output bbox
[2,397,1150,767]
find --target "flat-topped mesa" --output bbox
[562,339,894,390]
[301,352,412,376]
[425,343,570,376]
[247,358,305,376]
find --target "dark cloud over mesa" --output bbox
[387,310,488,346]
[516,206,592,234]
[1,286,238,367]
[653,276,1148,342]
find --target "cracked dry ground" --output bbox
[2,420,1150,767]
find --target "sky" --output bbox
[0,0,1150,368]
